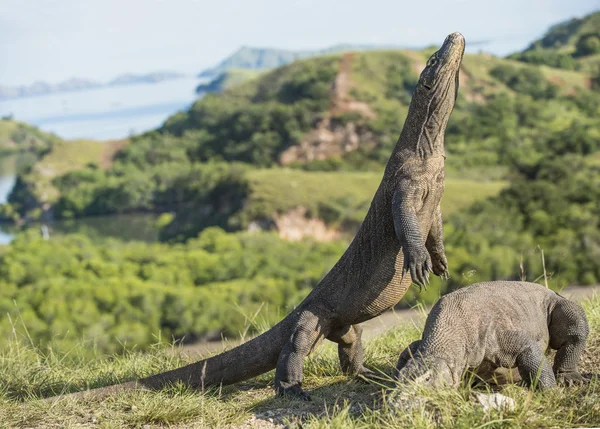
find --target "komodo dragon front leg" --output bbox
[425,205,449,279]
[549,300,589,386]
[497,331,557,390]
[392,180,431,289]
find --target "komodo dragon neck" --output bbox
[386,34,464,172]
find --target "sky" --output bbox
[0,0,598,86]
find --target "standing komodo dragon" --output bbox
[394,281,589,390]
[60,32,465,401]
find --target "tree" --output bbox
[575,33,600,57]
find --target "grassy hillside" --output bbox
[526,11,600,52]
[6,138,128,218]
[509,10,600,71]
[243,169,506,228]
[198,44,402,78]
[196,69,265,94]
[5,39,599,242]
[0,118,60,155]
[2,295,599,428]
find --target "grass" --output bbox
[0,119,60,154]
[460,54,591,96]
[1,295,599,428]
[245,168,507,226]
[578,53,600,73]
[199,69,266,93]
[24,138,129,204]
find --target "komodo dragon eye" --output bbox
[427,57,438,68]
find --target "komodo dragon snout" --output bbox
[395,355,455,387]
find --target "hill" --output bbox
[196,69,265,94]
[197,44,403,78]
[108,71,185,86]
[509,10,600,71]
[6,45,597,229]
[0,118,61,155]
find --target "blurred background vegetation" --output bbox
[0,10,599,355]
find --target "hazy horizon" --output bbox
[1,0,598,86]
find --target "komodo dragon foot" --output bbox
[275,384,312,401]
[556,372,588,387]
[356,367,388,383]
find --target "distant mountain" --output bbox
[109,71,185,86]
[1,71,187,101]
[0,78,102,100]
[195,69,264,94]
[526,10,600,51]
[509,10,600,71]
[198,44,403,78]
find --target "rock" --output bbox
[474,392,515,413]
[386,389,429,413]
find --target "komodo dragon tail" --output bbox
[57,315,296,401]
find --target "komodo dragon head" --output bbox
[395,356,457,387]
[399,32,465,158]
[416,31,464,109]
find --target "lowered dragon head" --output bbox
[395,356,457,388]
[395,32,465,158]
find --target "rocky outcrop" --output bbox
[279,53,377,165]
[280,119,375,164]
[248,206,341,242]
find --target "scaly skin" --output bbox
[394,281,590,390]
[54,32,465,402]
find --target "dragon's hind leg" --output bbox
[327,324,378,379]
[274,309,328,400]
[499,331,556,390]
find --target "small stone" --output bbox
[475,392,515,413]
[386,390,428,413]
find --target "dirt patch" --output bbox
[330,53,376,119]
[459,66,486,104]
[274,206,341,241]
[101,139,129,169]
[247,206,342,242]
[404,50,427,76]
[548,75,567,87]
[279,53,376,165]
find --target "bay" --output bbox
[0,77,207,141]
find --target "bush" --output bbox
[0,229,347,354]
[575,33,600,57]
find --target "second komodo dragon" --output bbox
[59,32,466,401]
[394,281,589,390]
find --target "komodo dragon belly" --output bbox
[349,250,412,323]
[473,363,522,385]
